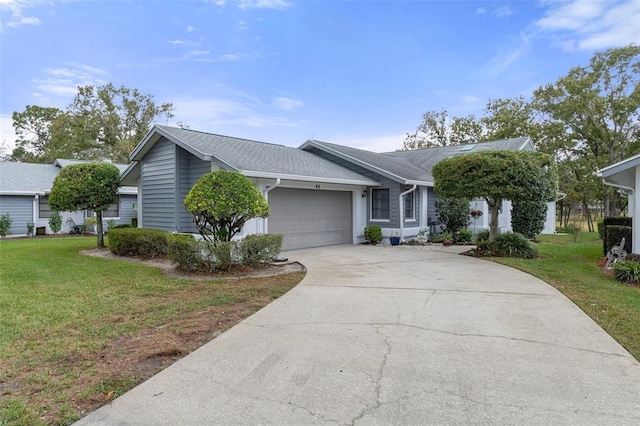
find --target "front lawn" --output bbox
[0,237,304,425]
[490,232,640,361]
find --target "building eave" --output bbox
[241,170,381,186]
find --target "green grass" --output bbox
[489,232,640,361]
[0,237,303,425]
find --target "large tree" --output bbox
[9,106,64,163]
[184,171,270,244]
[49,163,121,248]
[432,150,557,242]
[403,110,485,149]
[66,84,174,162]
[533,44,640,217]
[8,84,174,163]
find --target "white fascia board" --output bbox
[129,125,161,160]
[407,179,433,186]
[300,140,412,184]
[0,191,46,196]
[241,170,381,187]
[128,126,239,172]
[118,186,138,195]
[598,153,640,176]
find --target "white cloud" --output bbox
[492,6,514,18]
[187,50,210,56]
[0,0,41,28]
[167,39,186,45]
[32,64,109,99]
[239,20,248,30]
[238,0,291,10]
[186,26,196,32]
[481,31,532,77]
[331,134,405,153]
[171,96,300,130]
[0,114,18,155]
[476,5,513,18]
[536,0,640,50]
[272,96,303,111]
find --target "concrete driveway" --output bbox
[77,245,640,425]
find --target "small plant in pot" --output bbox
[390,232,401,246]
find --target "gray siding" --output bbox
[177,147,211,233]
[117,194,138,226]
[308,148,415,228]
[427,187,438,226]
[0,195,34,235]
[141,137,177,231]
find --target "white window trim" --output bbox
[404,191,416,221]
[370,188,391,221]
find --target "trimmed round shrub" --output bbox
[492,232,538,259]
[364,225,382,244]
[107,228,169,258]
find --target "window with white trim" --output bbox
[371,188,390,220]
[404,191,415,220]
[38,196,52,219]
[89,201,120,218]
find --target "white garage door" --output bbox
[268,188,353,250]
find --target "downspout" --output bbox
[399,185,417,242]
[33,195,38,226]
[600,177,635,196]
[262,178,281,234]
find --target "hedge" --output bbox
[602,217,632,255]
[168,233,283,272]
[108,228,169,258]
[604,225,632,256]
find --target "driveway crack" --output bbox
[349,324,392,425]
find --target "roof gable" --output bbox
[127,125,378,185]
[302,137,534,185]
[300,140,433,185]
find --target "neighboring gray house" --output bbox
[0,159,137,236]
[122,125,556,251]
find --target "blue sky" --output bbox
[1,0,639,155]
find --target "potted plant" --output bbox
[471,209,483,219]
[390,232,401,246]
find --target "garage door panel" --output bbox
[269,188,353,250]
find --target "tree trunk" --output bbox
[582,199,594,232]
[487,198,502,242]
[96,211,104,248]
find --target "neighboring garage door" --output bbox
[268,188,353,250]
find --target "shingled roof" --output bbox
[125,125,378,185]
[0,160,135,195]
[301,137,533,184]
[0,162,60,195]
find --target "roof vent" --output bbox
[460,144,477,152]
